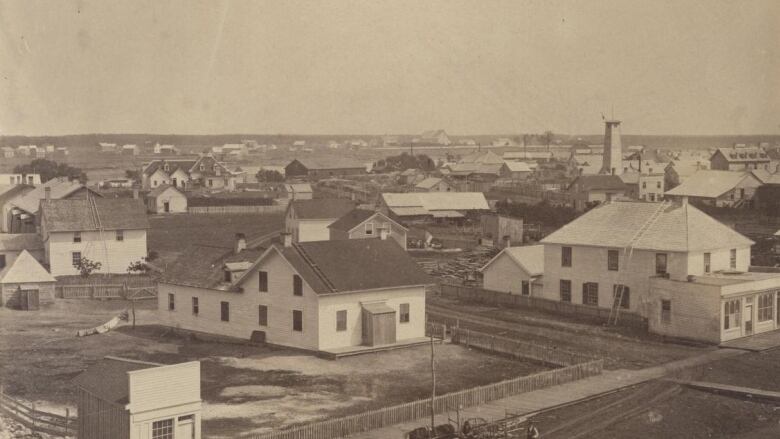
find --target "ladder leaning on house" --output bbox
[607,201,670,325]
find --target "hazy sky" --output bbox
[0,0,778,136]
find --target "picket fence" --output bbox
[440,283,647,328]
[249,331,603,439]
[0,386,76,437]
[58,282,157,300]
[188,204,287,214]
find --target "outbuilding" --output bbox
[147,184,188,214]
[480,245,544,296]
[0,249,56,308]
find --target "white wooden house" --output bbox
[40,197,149,276]
[146,185,188,214]
[73,357,201,439]
[157,235,432,354]
[481,245,544,296]
[328,209,408,250]
[284,198,356,243]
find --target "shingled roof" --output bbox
[12,178,92,214]
[328,209,405,232]
[41,198,149,232]
[665,170,758,199]
[161,244,265,290]
[72,357,161,404]
[568,175,627,191]
[541,201,754,252]
[288,198,357,220]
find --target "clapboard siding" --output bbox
[127,362,200,414]
[47,229,147,277]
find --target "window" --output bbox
[167,293,175,311]
[151,419,173,439]
[116,230,124,241]
[730,249,737,270]
[365,222,374,235]
[582,282,599,306]
[258,271,268,292]
[224,270,231,283]
[656,181,661,189]
[642,181,647,189]
[71,251,81,267]
[192,297,199,315]
[292,310,303,332]
[607,250,619,271]
[661,300,671,323]
[400,303,410,323]
[655,253,668,275]
[758,294,774,322]
[521,281,530,296]
[724,299,740,330]
[561,247,572,267]
[221,301,230,322]
[208,179,213,187]
[612,285,630,309]
[559,280,572,302]
[258,305,268,326]
[0,254,5,269]
[73,232,81,243]
[336,310,347,331]
[703,253,711,273]
[293,274,303,296]
[199,164,205,171]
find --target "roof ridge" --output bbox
[292,243,339,293]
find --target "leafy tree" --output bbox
[14,159,86,183]
[255,170,284,182]
[125,169,140,181]
[74,257,102,278]
[127,260,151,274]
[381,153,435,171]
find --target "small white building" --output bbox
[146,185,188,214]
[284,198,356,243]
[40,197,149,276]
[328,209,408,250]
[158,236,432,353]
[414,177,452,193]
[0,249,56,308]
[481,245,544,296]
[282,183,313,200]
[0,173,41,186]
[74,357,201,439]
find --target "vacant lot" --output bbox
[428,296,708,369]
[673,347,780,392]
[0,300,549,438]
[148,212,284,264]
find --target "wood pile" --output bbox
[415,246,500,283]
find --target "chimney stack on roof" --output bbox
[235,233,247,254]
[281,232,292,248]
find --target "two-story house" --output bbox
[328,209,408,250]
[710,146,770,171]
[1,178,99,233]
[284,198,356,243]
[157,234,432,354]
[39,198,149,277]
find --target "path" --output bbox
[349,348,743,438]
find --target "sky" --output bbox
[0,0,778,136]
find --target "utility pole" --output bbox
[430,323,436,435]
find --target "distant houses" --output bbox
[146,185,187,214]
[141,155,243,191]
[379,192,490,223]
[413,130,451,146]
[664,170,762,208]
[567,175,628,211]
[328,209,408,250]
[285,158,366,180]
[284,199,356,243]
[0,173,41,186]
[710,146,770,171]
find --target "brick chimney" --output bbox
[235,233,247,254]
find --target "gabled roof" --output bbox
[0,250,55,284]
[0,233,44,251]
[667,159,709,178]
[72,357,161,405]
[415,177,444,189]
[143,159,199,177]
[480,245,544,277]
[568,175,627,192]
[328,209,406,232]
[381,192,489,212]
[269,239,432,295]
[289,157,366,170]
[288,198,357,220]
[665,170,758,198]
[459,151,504,165]
[714,146,769,163]
[162,244,265,290]
[147,184,184,199]
[505,161,532,172]
[12,178,92,214]
[0,184,34,209]
[541,201,754,252]
[751,169,780,185]
[41,198,149,232]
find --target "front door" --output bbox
[172,178,178,187]
[164,201,170,213]
[176,415,194,438]
[744,304,753,336]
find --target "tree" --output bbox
[125,169,140,182]
[382,153,435,171]
[14,159,86,183]
[74,257,101,278]
[543,131,554,151]
[127,260,151,274]
[255,169,284,182]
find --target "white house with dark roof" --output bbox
[40,198,149,276]
[157,235,432,354]
[328,209,408,250]
[284,198,357,243]
[540,199,780,343]
[664,170,762,208]
[481,245,544,296]
[73,357,201,439]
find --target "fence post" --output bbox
[31,402,36,433]
[65,408,70,436]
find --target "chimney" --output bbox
[379,228,389,241]
[235,233,247,254]
[681,196,688,206]
[44,186,51,200]
[281,232,292,247]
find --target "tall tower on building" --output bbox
[600,119,623,175]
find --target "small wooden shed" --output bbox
[0,249,55,309]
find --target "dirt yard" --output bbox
[428,296,709,369]
[147,212,284,264]
[0,300,550,438]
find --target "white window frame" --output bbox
[365,222,374,235]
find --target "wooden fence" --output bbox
[187,204,287,214]
[249,331,603,439]
[440,283,647,329]
[57,282,157,300]
[0,386,76,437]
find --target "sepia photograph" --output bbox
[0,0,779,438]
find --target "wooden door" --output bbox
[372,312,397,346]
[744,304,753,336]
